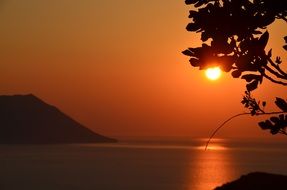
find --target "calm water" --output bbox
[0,138,287,190]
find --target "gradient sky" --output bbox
[0,0,286,138]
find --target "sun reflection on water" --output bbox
[187,143,233,190]
[197,144,228,151]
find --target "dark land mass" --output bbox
[215,172,287,190]
[0,94,117,144]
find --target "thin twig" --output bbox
[262,73,287,86]
[267,57,287,78]
[205,111,287,151]
[205,113,249,151]
[264,65,287,80]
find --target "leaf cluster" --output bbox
[183,0,287,136]
[241,94,287,135]
[183,0,287,91]
[259,115,287,135]
[241,91,265,116]
[258,98,287,135]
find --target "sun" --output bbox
[205,67,222,80]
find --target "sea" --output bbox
[0,138,287,190]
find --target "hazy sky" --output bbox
[0,0,286,138]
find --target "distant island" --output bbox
[215,172,287,190]
[0,94,117,144]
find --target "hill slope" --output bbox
[215,172,287,190]
[0,94,117,144]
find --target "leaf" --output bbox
[283,45,287,51]
[262,101,266,107]
[188,10,197,18]
[194,0,205,7]
[231,70,242,78]
[182,49,193,56]
[241,74,261,82]
[258,31,269,50]
[258,120,271,130]
[253,30,262,35]
[186,23,200,32]
[201,32,209,42]
[185,0,197,5]
[275,57,282,64]
[275,97,287,112]
[246,80,259,91]
[279,114,285,121]
[189,58,200,67]
[271,127,280,135]
[267,49,272,58]
[270,116,280,123]
[261,15,275,27]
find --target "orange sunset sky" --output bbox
[0,0,286,138]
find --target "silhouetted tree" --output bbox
[183,0,287,136]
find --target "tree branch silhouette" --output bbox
[183,0,287,143]
[264,65,286,80]
[262,73,287,86]
[205,111,287,151]
[267,57,287,77]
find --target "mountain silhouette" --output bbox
[215,172,287,190]
[0,94,117,144]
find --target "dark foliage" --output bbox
[215,172,287,190]
[241,91,265,116]
[0,94,117,144]
[183,0,287,135]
